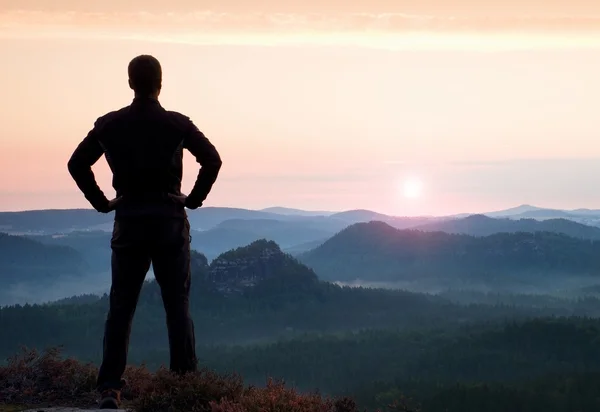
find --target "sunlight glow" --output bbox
[402,177,424,199]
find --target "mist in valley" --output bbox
[0,268,159,307]
[334,272,600,303]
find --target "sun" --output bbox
[402,177,424,199]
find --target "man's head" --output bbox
[128,55,162,98]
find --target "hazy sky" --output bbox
[1,0,599,216]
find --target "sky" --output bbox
[1,1,599,216]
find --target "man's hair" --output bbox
[128,55,162,95]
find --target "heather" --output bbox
[0,347,417,412]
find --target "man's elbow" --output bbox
[207,154,223,173]
[67,157,76,175]
[67,156,84,179]
[214,157,223,170]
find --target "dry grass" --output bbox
[0,347,418,412]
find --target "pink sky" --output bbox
[1,0,600,216]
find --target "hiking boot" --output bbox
[98,379,126,409]
[99,388,121,409]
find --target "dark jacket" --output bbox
[67,97,222,219]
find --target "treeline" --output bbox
[7,317,600,411]
[3,275,576,361]
[123,318,600,411]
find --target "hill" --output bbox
[0,233,92,306]
[21,213,367,272]
[0,209,113,234]
[260,206,335,216]
[0,207,300,234]
[483,204,543,217]
[190,218,340,260]
[177,207,435,232]
[0,239,575,362]
[0,207,440,235]
[27,221,330,273]
[329,209,394,223]
[11,218,337,303]
[414,214,600,239]
[28,230,113,270]
[298,221,600,293]
[185,207,306,230]
[329,209,439,229]
[206,239,320,295]
[283,239,327,256]
[215,217,345,237]
[0,232,88,286]
[483,204,600,224]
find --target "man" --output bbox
[67,55,222,409]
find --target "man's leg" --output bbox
[97,219,151,392]
[151,217,198,375]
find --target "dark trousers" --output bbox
[96,216,198,391]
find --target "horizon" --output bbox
[2,1,600,216]
[0,202,593,218]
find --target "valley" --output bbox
[4,205,600,411]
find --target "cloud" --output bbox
[2,10,600,50]
[3,10,600,32]
[449,157,600,167]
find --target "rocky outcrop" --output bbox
[205,239,317,294]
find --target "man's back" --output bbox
[68,96,221,219]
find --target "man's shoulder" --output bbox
[92,106,199,134]
[164,110,202,134]
[165,110,194,124]
[94,106,130,129]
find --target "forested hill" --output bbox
[1,239,586,362]
[5,238,600,411]
[415,214,600,239]
[0,232,88,286]
[299,221,600,283]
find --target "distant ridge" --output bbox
[482,204,600,220]
[3,203,600,236]
[260,206,335,216]
[484,204,542,217]
[414,214,600,240]
[0,209,112,233]
[0,207,436,235]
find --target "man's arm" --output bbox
[67,122,111,213]
[183,120,222,209]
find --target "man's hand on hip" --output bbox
[168,193,188,207]
[169,193,203,210]
[98,196,123,213]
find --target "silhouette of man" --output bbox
[67,55,222,409]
